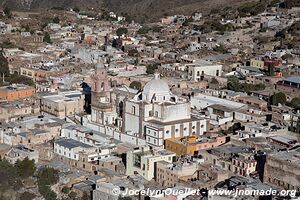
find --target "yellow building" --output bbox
[165,134,228,155]
[250,58,264,69]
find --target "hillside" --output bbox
[0,0,103,10]
[104,0,258,22]
[0,0,258,22]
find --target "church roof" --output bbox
[142,73,170,101]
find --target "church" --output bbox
[124,73,207,147]
[89,63,206,148]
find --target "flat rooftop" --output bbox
[42,91,82,102]
[283,76,300,84]
[0,84,34,92]
[55,138,93,149]
[270,147,300,165]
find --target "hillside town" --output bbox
[0,1,300,200]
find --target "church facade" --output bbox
[88,65,207,148]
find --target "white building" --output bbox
[5,145,39,164]
[60,125,116,161]
[54,138,95,161]
[187,42,202,52]
[126,146,175,181]
[40,90,84,118]
[187,60,223,81]
[191,93,246,110]
[124,73,207,147]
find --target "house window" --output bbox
[149,111,153,116]
[132,106,136,115]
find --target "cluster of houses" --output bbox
[0,4,299,200]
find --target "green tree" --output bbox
[223,122,242,134]
[137,26,150,34]
[129,81,142,90]
[0,50,9,77]
[116,28,128,37]
[4,7,12,18]
[81,33,85,41]
[146,64,158,74]
[53,16,60,24]
[227,76,241,91]
[227,76,265,93]
[43,32,52,44]
[288,97,300,109]
[37,167,59,200]
[38,167,59,185]
[73,7,80,13]
[61,186,70,194]
[0,158,23,191]
[15,157,36,179]
[40,22,49,31]
[270,92,286,106]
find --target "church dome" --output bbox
[142,73,171,102]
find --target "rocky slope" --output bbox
[0,0,257,22]
[0,0,103,10]
[104,0,257,22]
